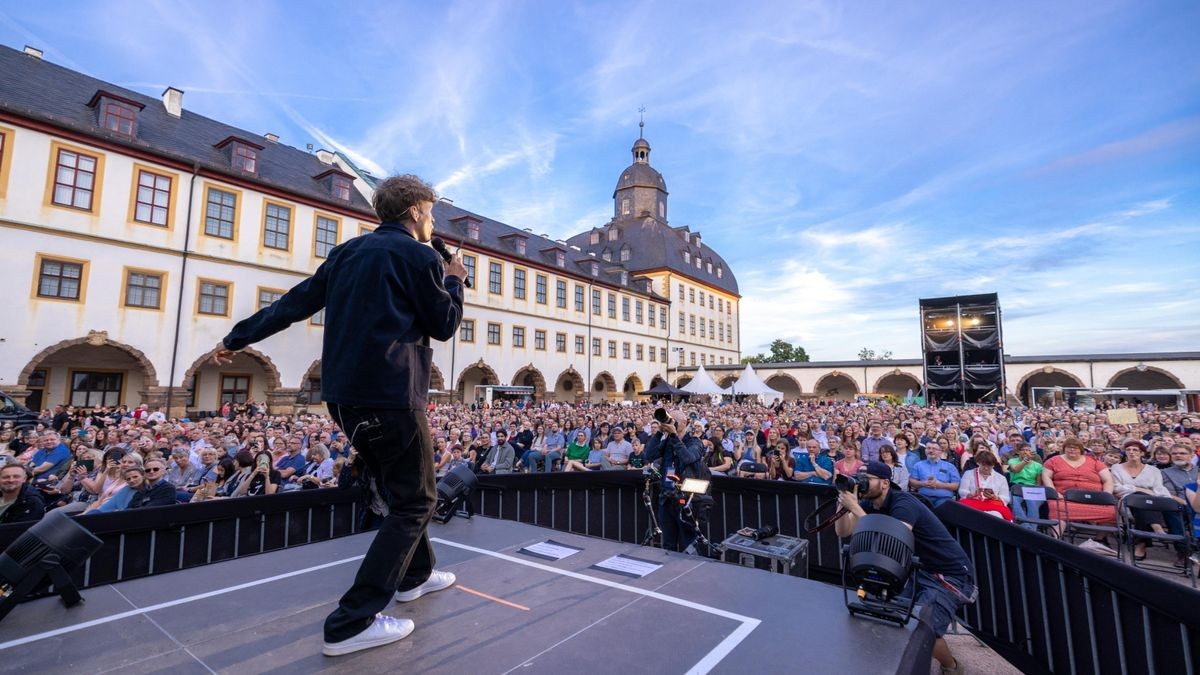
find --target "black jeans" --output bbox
[324,403,437,642]
[658,493,696,553]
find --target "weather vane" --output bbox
[638,106,646,138]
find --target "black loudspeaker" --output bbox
[0,509,102,623]
[919,294,1005,406]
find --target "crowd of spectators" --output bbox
[2,397,1198,572]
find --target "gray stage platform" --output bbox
[0,517,931,674]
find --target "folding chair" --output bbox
[1120,494,1196,587]
[1010,485,1059,535]
[1061,489,1123,559]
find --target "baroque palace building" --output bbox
[0,44,741,415]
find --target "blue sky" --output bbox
[3,1,1198,360]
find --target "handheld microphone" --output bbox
[431,237,471,287]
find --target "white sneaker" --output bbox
[394,570,456,603]
[322,614,414,656]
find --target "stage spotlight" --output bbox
[434,464,479,524]
[0,509,102,623]
[842,514,919,627]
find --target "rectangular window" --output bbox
[233,145,257,173]
[258,288,283,309]
[679,313,685,333]
[302,377,322,404]
[635,300,643,324]
[468,221,480,240]
[332,175,352,201]
[701,353,707,365]
[263,202,292,250]
[123,270,163,309]
[556,251,565,267]
[556,280,567,308]
[514,268,526,299]
[699,291,704,306]
[608,341,617,358]
[575,284,585,312]
[719,323,725,341]
[690,315,696,336]
[134,170,171,226]
[70,371,122,408]
[513,326,525,348]
[487,322,501,345]
[463,254,477,288]
[689,288,695,304]
[592,338,601,356]
[660,307,667,328]
[690,352,696,366]
[556,332,566,352]
[649,346,656,362]
[622,342,631,359]
[220,375,250,405]
[709,319,715,338]
[205,187,237,239]
[607,293,616,318]
[37,258,84,300]
[575,335,585,354]
[314,216,339,257]
[310,308,325,326]
[534,330,546,350]
[710,296,714,310]
[700,319,706,338]
[622,297,630,321]
[52,148,98,210]
[489,262,503,294]
[661,347,667,363]
[592,289,601,315]
[536,274,547,304]
[678,284,685,301]
[460,319,475,342]
[198,280,230,316]
[636,344,643,360]
[102,101,136,135]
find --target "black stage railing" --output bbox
[470,471,846,580]
[937,501,1200,675]
[0,487,364,589]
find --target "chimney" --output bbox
[264,132,279,143]
[315,149,335,164]
[23,45,43,59]
[162,87,183,117]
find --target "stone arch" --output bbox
[765,373,802,400]
[553,367,585,403]
[296,359,322,406]
[814,371,859,401]
[430,363,446,391]
[674,375,693,388]
[512,364,547,400]
[717,374,738,390]
[1016,367,1086,406]
[592,371,617,403]
[622,373,644,401]
[183,345,282,390]
[650,375,666,388]
[873,370,923,396]
[457,360,499,403]
[1106,365,1184,391]
[18,332,160,388]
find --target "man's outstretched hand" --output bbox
[210,343,237,366]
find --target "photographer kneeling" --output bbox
[834,462,974,675]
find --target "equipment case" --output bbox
[718,533,808,578]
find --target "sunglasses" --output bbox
[146,467,165,473]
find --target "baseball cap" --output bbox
[863,461,892,481]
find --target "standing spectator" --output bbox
[909,444,961,508]
[0,464,45,524]
[859,422,890,463]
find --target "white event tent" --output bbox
[725,364,784,401]
[680,365,729,396]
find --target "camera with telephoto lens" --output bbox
[834,472,870,493]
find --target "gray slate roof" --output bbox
[0,45,375,216]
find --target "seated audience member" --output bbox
[792,439,834,485]
[892,435,918,473]
[1005,442,1045,529]
[605,428,633,468]
[29,431,71,481]
[628,437,647,469]
[1162,442,1199,565]
[84,453,142,513]
[909,443,961,508]
[704,438,731,475]
[129,459,178,509]
[1043,437,1116,534]
[292,445,334,490]
[444,445,470,473]
[479,431,515,474]
[274,437,308,481]
[957,451,1012,521]
[878,444,909,492]
[234,450,281,497]
[220,451,255,497]
[562,431,591,472]
[1110,440,1172,560]
[767,442,794,480]
[585,438,609,471]
[0,463,45,524]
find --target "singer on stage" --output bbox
[210,174,466,656]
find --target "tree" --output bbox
[741,340,810,364]
[857,347,894,361]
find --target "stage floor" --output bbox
[0,517,930,674]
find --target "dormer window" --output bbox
[717,266,723,279]
[332,175,351,201]
[694,233,702,248]
[87,91,145,137]
[707,261,713,273]
[555,250,565,267]
[215,136,265,175]
[620,245,631,262]
[695,257,702,269]
[468,221,480,240]
[516,239,526,254]
[621,198,631,216]
[683,251,691,264]
[601,248,612,262]
[590,231,601,244]
[590,262,599,276]
[620,271,628,285]
[607,228,619,241]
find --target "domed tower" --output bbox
[613,121,668,222]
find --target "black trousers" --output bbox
[658,494,696,553]
[324,403,437,642]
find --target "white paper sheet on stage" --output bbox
[517,540,583,561]
[590,554,663,578]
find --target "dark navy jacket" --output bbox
[128,479,177,509]
[223,224,463,409]
[0,484,45,524]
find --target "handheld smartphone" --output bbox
[256,454,270,471]
[75,459,95,473]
